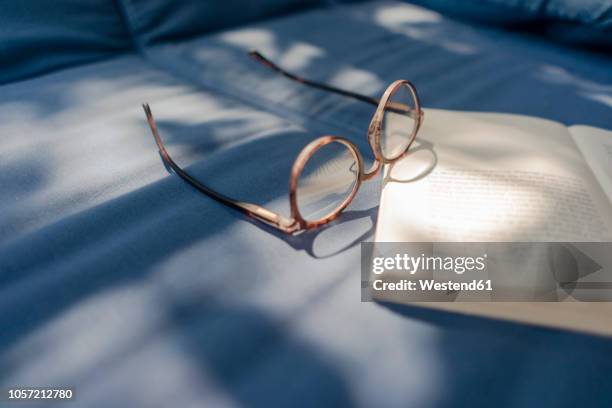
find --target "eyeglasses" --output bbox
[143,50,423,234]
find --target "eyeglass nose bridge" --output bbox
[362,160,382,181]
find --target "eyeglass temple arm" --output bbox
[248,50,420,119]
[143,104,297,233]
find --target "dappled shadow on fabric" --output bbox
[145,1,612,130]
[2,1,612,405]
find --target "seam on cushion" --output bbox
[128,3,382,143]
[113,0,144,53]
[139,46,370,148]
[102,0,372,143]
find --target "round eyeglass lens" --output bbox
[380,83,418,160]
[296,141,359,222]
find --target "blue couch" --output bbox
[1,1,611,407]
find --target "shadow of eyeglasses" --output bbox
[383,138,437,185]
[243,205,379,259]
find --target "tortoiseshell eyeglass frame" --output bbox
[143,50,423,235]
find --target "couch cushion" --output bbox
[2,2,612,407]
[0,54,324,243]
[0,1,132,85]
[406,0,612,47]
[406,0,539,25]
[0,52,383,406]
[408,0,612,28]
[120,0,328,46]
[145,1,612,130]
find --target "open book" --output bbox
[373,109,612,336]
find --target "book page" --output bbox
[570,125,612,205]
[377,109,612,242]
[373,109,612,336]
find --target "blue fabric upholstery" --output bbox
[1,0,607,86]
[409,0,612,27]
[2,2,612,406]
[0,0,331,84]
[544,0,612,29]
[120,0,327,46]
[407,0,612,47]
[0,1,131,85]
[1,1,612,407]
[406,0,539,25]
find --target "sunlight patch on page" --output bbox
[377,109,612,243]
[423,169,607,241]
